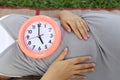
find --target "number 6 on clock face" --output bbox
[18,15,61,59]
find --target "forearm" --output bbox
[40,73,55,80]
[57,10,72,18]
[0,75,11,80]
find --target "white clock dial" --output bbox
[24,21,55,52]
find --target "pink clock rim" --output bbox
[18,15,61,59]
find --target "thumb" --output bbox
[55,48,68,61]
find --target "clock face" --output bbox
[18,15,61,58]
[24,21,55,52]
[24,22,55,52]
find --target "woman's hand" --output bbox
[58,10,89,40]
[41,48,95,80]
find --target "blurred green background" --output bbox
[0,0,120,9]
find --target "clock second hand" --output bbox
[28,34,44,40]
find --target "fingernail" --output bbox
[79,36,82,40]
[92,63,96,67]
[83,76,87,79]
[87,34,90,37]
[84,37,88,40]
[88,56,92,59]
[67,29,71,32]
[64,48,68,51]
[91,68,94,71]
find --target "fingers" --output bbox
[55,48,68,61]
[71,74,86,79]
[75,68,94,74]
[72,65,95,79]
[76,20,88,40]
[68,56,92,64]
[71,63,95,79]
[64,18,89,40]
[81,19,89,31]
[69,22,83,39]
[75,63,96,70]
[61,21,71,32]
[80,19,89,37]
[71,68,94,79]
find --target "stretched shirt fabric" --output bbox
[0,12,120,80]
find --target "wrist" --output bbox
[40,73,55,80]
[57,10,70,18]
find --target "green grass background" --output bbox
[0,0,120,9]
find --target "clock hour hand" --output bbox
[38,23,44,44]
[38,36,44,44]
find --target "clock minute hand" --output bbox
[38,24,44,44]
[38,24,41,35]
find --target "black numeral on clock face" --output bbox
[48,28,52,32]
[50,33,54,38]
[32,25,36,29]
[45,45,47,49]
[26,35,30,40]
[48,40,52,43]
[38,23,41,27]
[32,45,35,50]
[28,30,32,34]
[27,41,31,45]
[38,47,41,51]
[44,24,46,28]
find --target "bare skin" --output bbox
[0,48,95,80]
[0,75,11,80]
[0,10,93,80]
[58,10,89,40]
[41,48,95,80]
[41,11,93,80]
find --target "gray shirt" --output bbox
[0,12,120,80]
